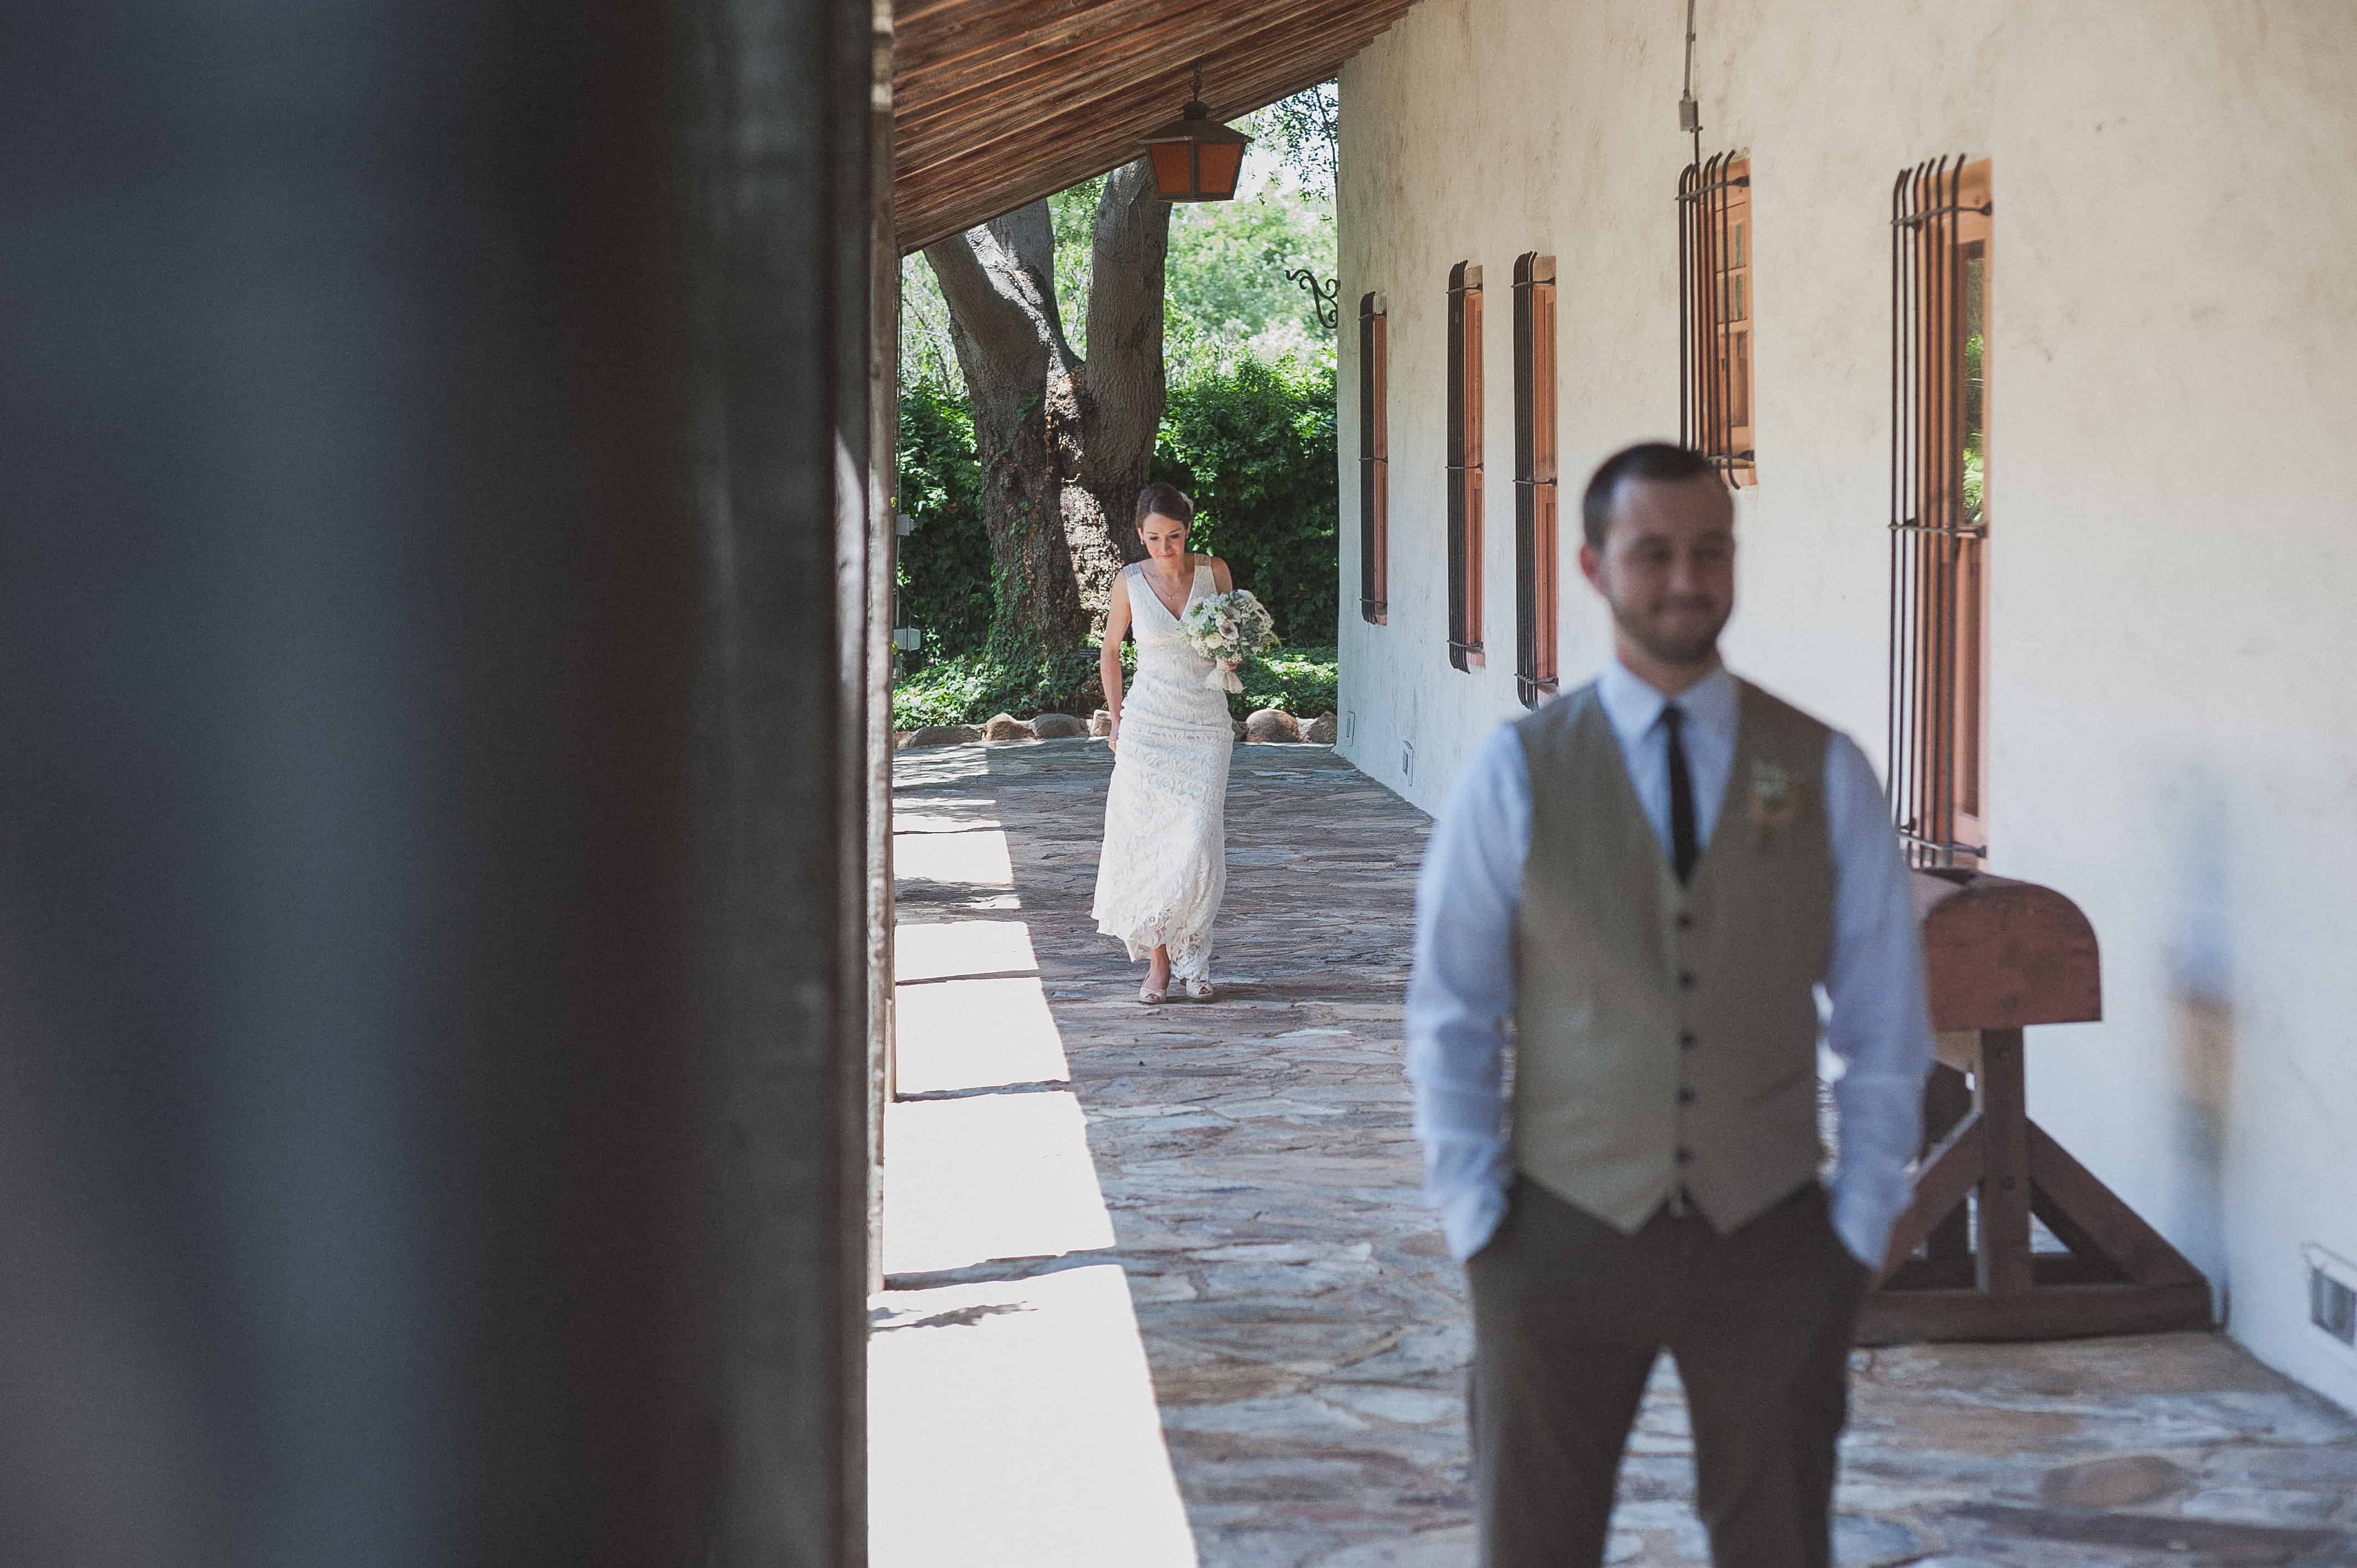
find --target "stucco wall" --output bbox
[1336,0,2357,1407]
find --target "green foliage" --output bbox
[1048,177,1106,353]
[890,643,1339,729]
[1154,353,1340,647]
[1233,646,1337,721]
[892,350,1339,670]
[890,647,1104,729]
[894,85,1343,683]
[1243,82,1338,198]
[894,379,992,664]
[899,251,961,393]
[1165,167,1336,375]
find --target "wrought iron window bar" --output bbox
[1889,155,1993,868]
[1677,151,1754,486]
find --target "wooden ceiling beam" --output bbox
[896,0,1402,189]
[899,53,1358,250]
[897,0,1191,87]
[900,39,1380,204]
[897,20,1398,250]
[896,4,1244,153]
[888,0,1413,253]
[895,0,1318,165]
[898,33,1381,241]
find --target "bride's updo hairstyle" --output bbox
[1135,481,1196,531]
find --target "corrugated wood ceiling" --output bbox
[893,0,1417,252]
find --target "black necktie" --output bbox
[1663,704,1697,883]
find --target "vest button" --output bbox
[1675,913,1694,932]
[1675,1146,1694,1164]
[1677,1086,1696,1105]
[1678,970,1696,990]
[1680,1031,1697,1050]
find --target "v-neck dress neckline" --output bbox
[1137,556,1203,624]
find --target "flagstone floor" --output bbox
[871,736,2357,1568]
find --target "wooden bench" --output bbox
[1855,869,2214,1344]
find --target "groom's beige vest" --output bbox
[1510,678,1836,1235]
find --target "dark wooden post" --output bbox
[0,0,877,1560]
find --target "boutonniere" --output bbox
[1747,760,1802,849]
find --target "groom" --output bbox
[1406,443,1934,1567]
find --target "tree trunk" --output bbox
[925,203,1089,658]
[922,159,1172,669]
[1069,159,1172,604]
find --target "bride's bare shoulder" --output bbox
[1205,555,1233,591]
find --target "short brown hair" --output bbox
[1581,442,1718,549]
[1135,481,1195,529]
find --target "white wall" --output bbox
[1336,0,2357,1408]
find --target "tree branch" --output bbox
[923,200,1074,395]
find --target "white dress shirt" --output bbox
[1404,660,1935,1268]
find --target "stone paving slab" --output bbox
[885,737,2357,1568]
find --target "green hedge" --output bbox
[893,379,992,666]
[890,648,1102,730]
[892,350,1337,672]
[1234,645,1338,720]
[1152,353,1339,648]
[892,645,1339,730]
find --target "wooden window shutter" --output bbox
[1513,252,1559,707]
[1359,292,1389,624]
[1447,261,1485,672]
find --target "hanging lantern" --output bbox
[1142,66,1252,202]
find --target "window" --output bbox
[1889,156,1991,866]
[1512,252,1559,707]
[1447,261,1485,670]
[1678,153,1754,486]
[1358,292,1389,624]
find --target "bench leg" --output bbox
[1974,1028,2034,1294]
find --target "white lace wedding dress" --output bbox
[1092,558,1234,980]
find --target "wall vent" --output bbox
[1401,741,1415,784]
[1345,710,1357,745]
[2305,1244,2357,1347]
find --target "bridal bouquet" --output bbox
[1180,589,1278,693]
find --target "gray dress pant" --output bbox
[1465,1178,1870,1568]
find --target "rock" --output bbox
[2039,1453,2193,1509]
[1830,1515,1932,1567]
[1089,710,1114,737]
[1028,711,1087,739]
[899,724,982,748]
[1231,718,1247,741]
[892,729,912,749]
[981,711,1030,742]
[1303,711,1339,745]
[1245,708,1301,743]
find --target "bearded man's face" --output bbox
[1581,474,1736,669]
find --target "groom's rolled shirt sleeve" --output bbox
[1820,732,1938,1271]
[1406,726,1530,1263]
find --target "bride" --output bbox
[1092,482,1236,1005]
